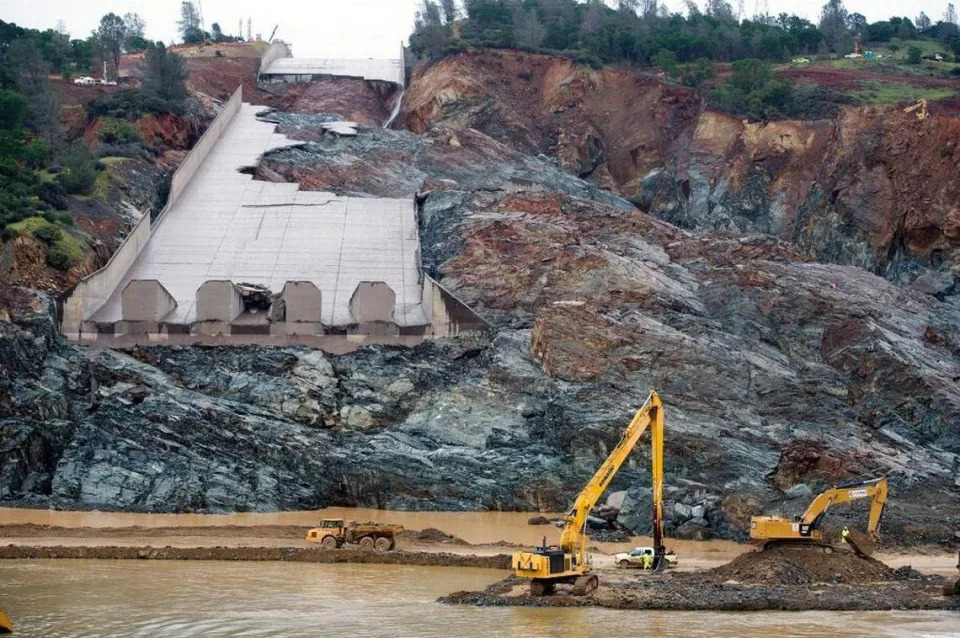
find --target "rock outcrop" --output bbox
[400,50,960,297]
[1,53,958,545]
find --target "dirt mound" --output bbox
[0,544,509,569]
[705,545,892,585]
[399,528,469,545]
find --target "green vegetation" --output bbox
[56,141,97,195]
[411,0,960,68]
[86,89,182,119]
[97,118,143,145]
[848,80,955,105]
[412,0,830,66]
[9,215,87,270]
[141,42,189,102]
[907,46,923,65]
[711,58,844,120]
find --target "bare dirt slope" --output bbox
[400,50,960,293]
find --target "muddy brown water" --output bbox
[1,560,958,637]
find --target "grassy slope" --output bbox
[9,216,89,263]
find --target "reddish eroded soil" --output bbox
[400,50,960,274]
[779,63,960,91]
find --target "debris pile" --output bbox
[701,545,892,585]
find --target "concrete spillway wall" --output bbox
[259,42,405,87]
[61,87,244,338]
[61,88,489,351]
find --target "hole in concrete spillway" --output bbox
[236,282,274,313]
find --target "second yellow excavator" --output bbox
[512,390,667,596]
[750,477,888,557]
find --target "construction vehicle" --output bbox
[0,610,11,634]
[903,99,929,121]
[305,519,401,551]
[512,390,667,596]
[615,546,677,569]
[750,477,888,557]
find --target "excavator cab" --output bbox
[750,477,887,557]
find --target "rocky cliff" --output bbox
[1,50,959,545]
[400,50,960,299]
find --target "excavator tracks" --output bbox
[571,574,599,596]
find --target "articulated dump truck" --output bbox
[306,519,402,551]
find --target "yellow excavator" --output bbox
[750,477,888,557]
[0,610,12,634]
[903,99,928,121]
[512,390,667,596]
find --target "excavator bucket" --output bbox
[0,610,12,634]
[845,529,876,557]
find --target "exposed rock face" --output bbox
[400,50,960,297]
[1,54,958,545]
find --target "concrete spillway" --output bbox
[258,42,405,86]
[62,87,485,349]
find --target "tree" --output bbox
[440,0,459,23]
[651,49,678,75]
[94,13,126,74]
[178,2,205,44]
[56,141,96,195]
[513,8,546,47]
[916,12,932,31]
[907,45,923,64]
[211,23,225,42]
[417,0,444,28]
[0,90,29,131]
[706,0,736,22]
[947,3,958,25]
[819,0,853,54]
[845,12,867,41]
[6,40,61,140]
[123,13,146,38]
[142,42,188,102]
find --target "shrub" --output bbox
[907,46,923,65]
[58,213,74,225]
[86,89,180,119]
[651,49,679,76]
[682,59,716,87]
[56,141,97,195]
[0,226,16,241]
[33,223,62,244]
[38,181,69,210]
[97,118,143,145]
[46,243,74,271]
[41,211,57,223]
[142,42,189,102]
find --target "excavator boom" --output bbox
[750,477,888,556]
[512,390,667,594]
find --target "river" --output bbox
[1,560,957,637]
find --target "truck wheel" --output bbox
[619,560,630,569]
[359,536,375,551]
[375,536,392,552]
[321,535,337,550]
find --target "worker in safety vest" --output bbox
[642,552,653,570]
[841,527,850,543]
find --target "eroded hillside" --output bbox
[1,49,958,546]
[400,50,960,297]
